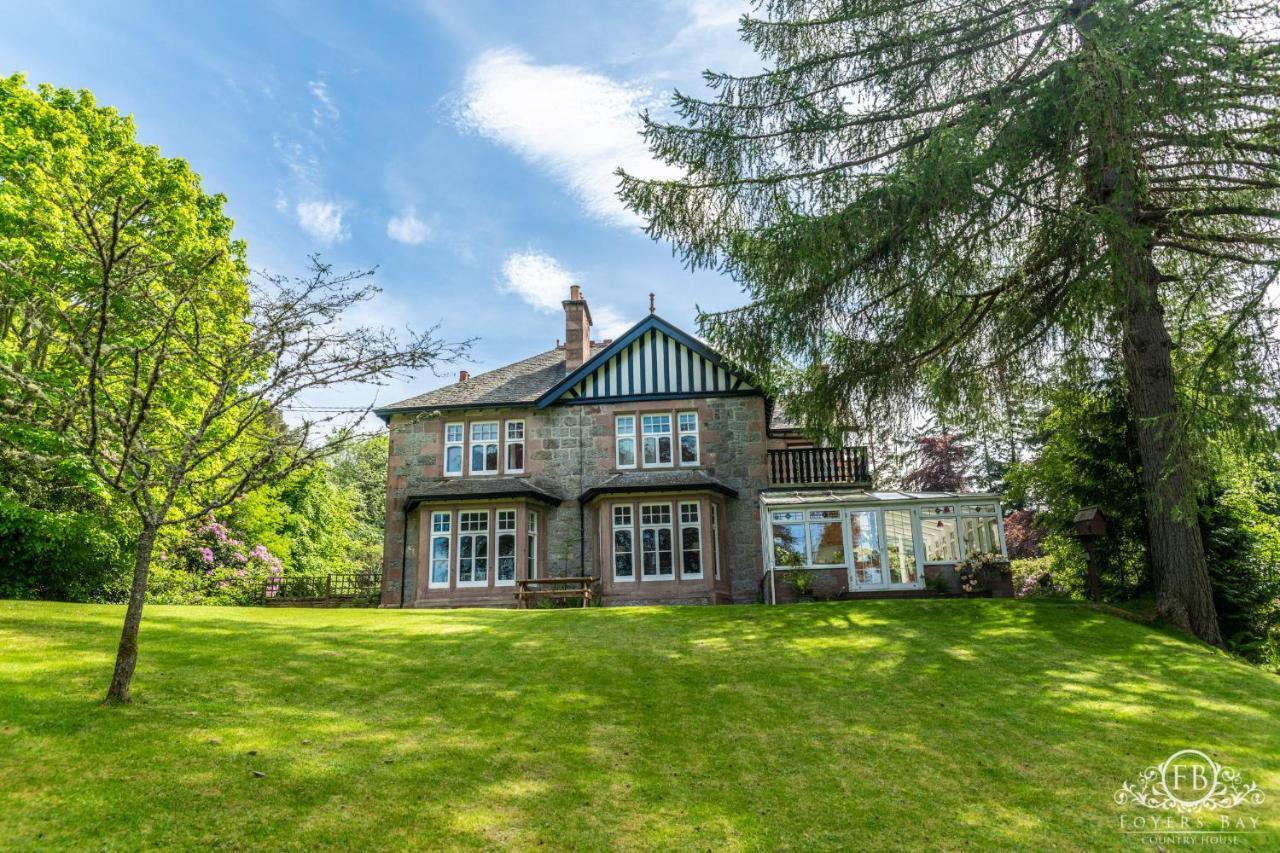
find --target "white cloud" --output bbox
[457,48,680,227]
[499,251,634,338]
[309,80,339,125]
[296,200,349,245]
[386,206,431,245]
[500,251,576,312]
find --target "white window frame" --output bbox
[612,505,635,582]
[679,501,703,579]
[641,414,674,469]
[677,412,700,466]
[958,503,1005,559]
[457,510,490,587]
[444,423,464,477]
[527,511,538,580]
[918,504,962,565]
[639,502,675,580]
[769,506,846,570]
[428,511,451,589]
[615,415,637,470]
[711,504,722,581]
[504,420,525,474]
[495,508,518,586]
[469,421,500,475]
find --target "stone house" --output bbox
[376,287,1010,607]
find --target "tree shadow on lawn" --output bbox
[0,600,1277,849]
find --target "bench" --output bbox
[514,576,597,609]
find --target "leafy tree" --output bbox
[902,434,968,492]
[621,0,1280,645]
[0,77,464,702]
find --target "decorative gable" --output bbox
[536,316,755,408]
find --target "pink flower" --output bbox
[199,547,214,564]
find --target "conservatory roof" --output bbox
[759,490,1002,506]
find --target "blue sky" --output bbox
[3,0,761,411]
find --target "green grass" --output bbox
[1,600,1277,850]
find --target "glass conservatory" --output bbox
[759,490,1007,602]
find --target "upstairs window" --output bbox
[616,415,636,469]
[469,422,499,474]
[444,423,464,476]
[641,415,673,467]
[678,412,699,465]
[505,420,525,473]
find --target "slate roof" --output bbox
[579,470,738,503]
[375,343,607,418]
[403,478,563,508]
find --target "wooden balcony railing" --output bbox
[768,446,871,486]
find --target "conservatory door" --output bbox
[846,509,886,590]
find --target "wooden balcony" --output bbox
[768,446,871,487]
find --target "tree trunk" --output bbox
[1118,256,1222,646]
[105,522,158,703]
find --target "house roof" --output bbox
[403,478,564,509]
[375,343,607,418]
[759,489,1001,505]
[579,470,739,503]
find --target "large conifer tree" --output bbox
[620,0,1280,645]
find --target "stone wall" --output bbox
[381,393,772,606]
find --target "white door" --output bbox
[846,509,886,590]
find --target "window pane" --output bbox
[658,436,671,464]
[507,443,523,470]
[679,503,699,524]
[446,424,463,442]
[613,506,632,526]
[680,434,697,463]
[681,527,701,574]
[642,436,657,464]
[773,522,806,566]
[506,421,524,440]
[884,509,917,585]
[614,530,633,577]
[962,504,997,515]
[963,516,1001,556]
[431,537,449,584]
[472,423,498,441]
[678,413,697,432]
[921,517,961,562]
[618,437,635,467]
[772,511,804,523]
[616,415,635,436]
[485,444,498,471]
[474,535,488,579]
[808,521,845,565]
[446,446,462,473]
[657,528,673,574]
[497,533,515,581]
[471,445,484,471]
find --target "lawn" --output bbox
[1,600,1277,850]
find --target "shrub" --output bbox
[1011,556,1067,598]
[148,516,282,605]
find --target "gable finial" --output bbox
[649,292,655,315]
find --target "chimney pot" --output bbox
[570,284,582,301]
[458,370,469,382]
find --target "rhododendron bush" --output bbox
[148,517,282,605]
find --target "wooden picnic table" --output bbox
[514,576,597,608]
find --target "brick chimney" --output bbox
[458,370,469,382]
[562,285,592,371]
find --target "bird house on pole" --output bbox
[1071,506,1108,602]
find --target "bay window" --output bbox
[496,509,516,585]
[527,512,538,580]
[429,511,451,588]
[679,501,702,578]
[457,510,489,585]
[469,422,499,474]
[640,503,674,578]
[444,423,464,476]
[613,505,634,580]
